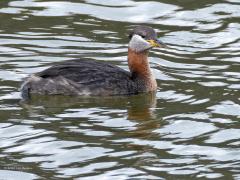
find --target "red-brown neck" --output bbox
[128,48,157,92]
[128,48,151,77]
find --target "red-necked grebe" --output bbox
[21,26,165,98]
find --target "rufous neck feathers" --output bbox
[128,48,151,77]
[127,48,157,92]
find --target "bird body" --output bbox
[21,60,138,97]
[21,26,164,98]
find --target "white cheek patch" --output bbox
[129,34,152,52]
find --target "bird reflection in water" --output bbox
[21,92,162,169]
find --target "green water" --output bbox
[0,0,239,179]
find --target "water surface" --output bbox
[0,0,239,179]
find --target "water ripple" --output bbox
[0,0,239,179]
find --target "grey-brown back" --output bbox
[21,60,141,98]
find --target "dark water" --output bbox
[0,0,240,179]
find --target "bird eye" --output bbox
[140,35,146,39]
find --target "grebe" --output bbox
[21,26,165,98]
